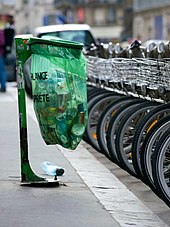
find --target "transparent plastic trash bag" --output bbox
[29,37,88,150]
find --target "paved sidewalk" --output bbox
[0,87,120,227]
[0,85,169,227]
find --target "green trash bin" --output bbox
[28,37,88,150]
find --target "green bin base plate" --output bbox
[20,178,61,187]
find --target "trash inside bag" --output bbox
[29,37,88,150]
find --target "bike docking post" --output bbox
[15,36,60,186]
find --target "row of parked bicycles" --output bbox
[83,40,170,208]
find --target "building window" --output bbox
[3,0,15,4]
[154,15,163,39]
[94,8,105,25]
[77,7,85,23]
[107,8,116,24]
[23,0,28,4]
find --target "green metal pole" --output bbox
[15,36,45,183]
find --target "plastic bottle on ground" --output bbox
[41,161,65,176]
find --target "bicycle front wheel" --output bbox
[152,128,170,207]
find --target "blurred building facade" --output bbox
[0,0,133,42]
[0,0,55,33]
[53,0,133,42]
[133,0,170,42]
[1,0,170,43]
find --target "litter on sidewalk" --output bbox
[41,161,65,176]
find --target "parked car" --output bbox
[34,23,96,47]
[24,24,97,97]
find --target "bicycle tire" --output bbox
[85,93,120,152]
[83,90,114,144]
[152,128,170,207]
[132,103,170,181]
[106,98,145,165]
[96,96,134,159]
[115,101,158,177]
[141,115,170,189]
[87,87,111,102]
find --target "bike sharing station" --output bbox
[15,35,88,186]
